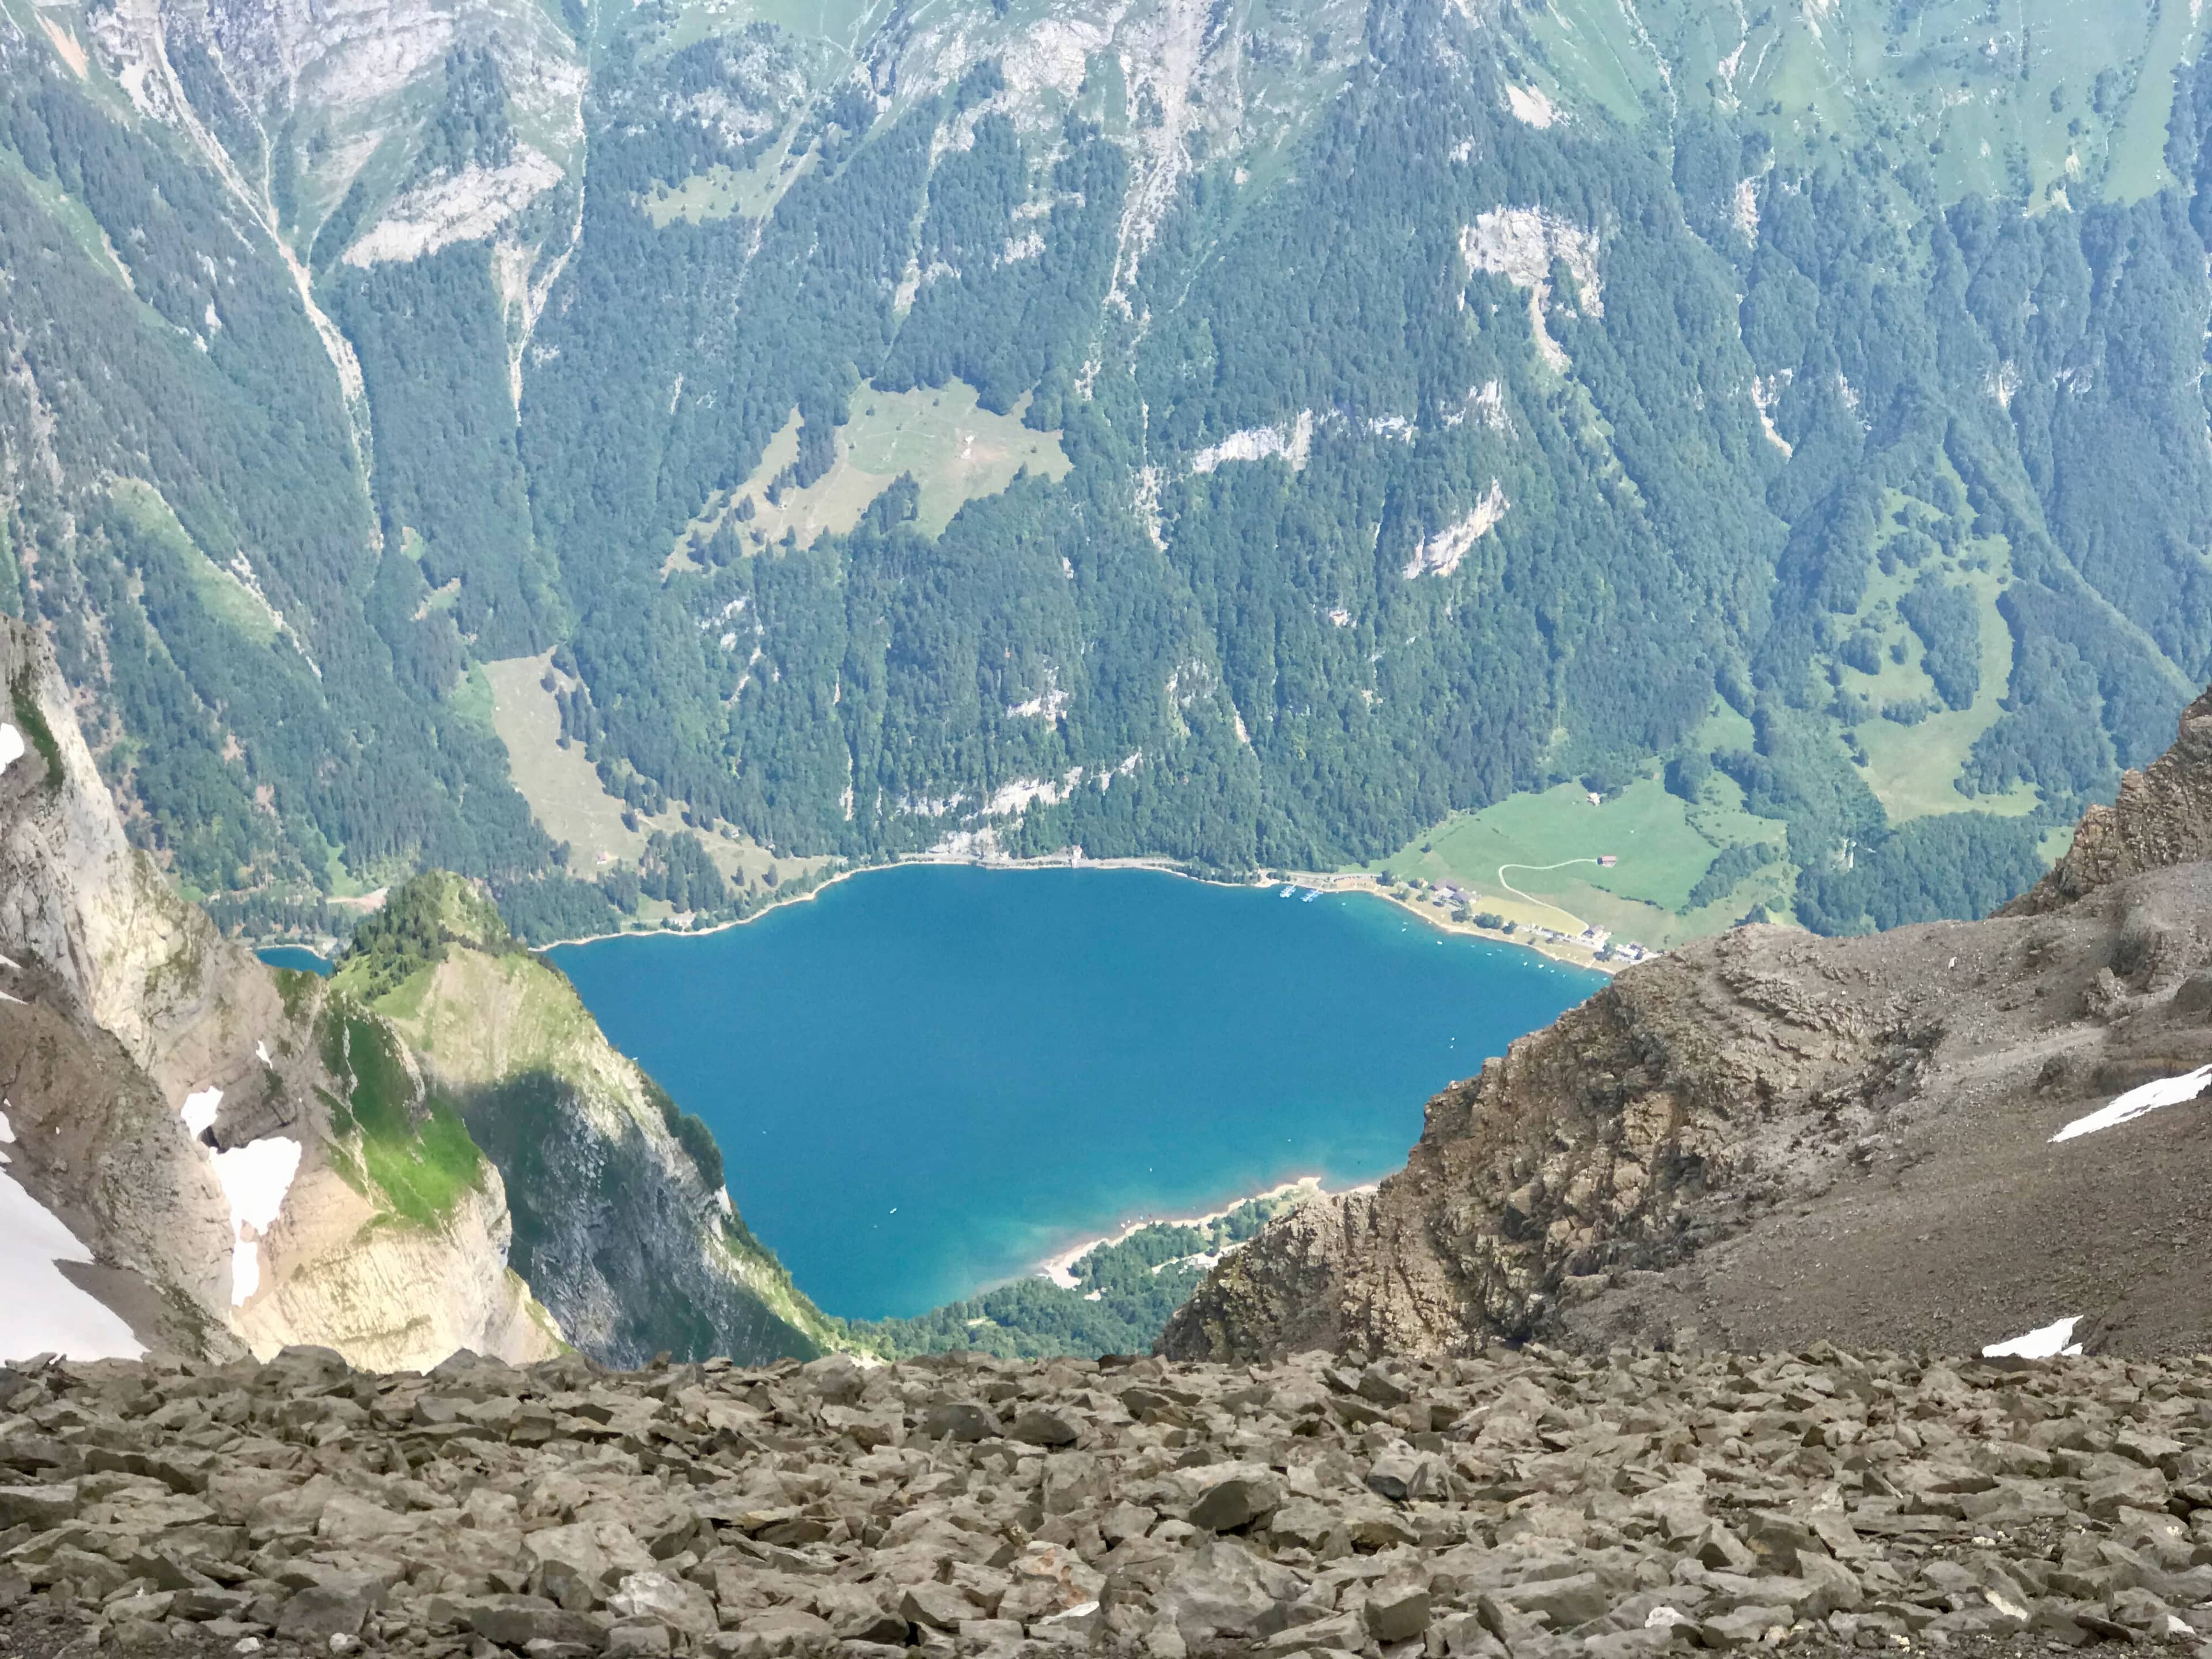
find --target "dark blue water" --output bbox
[257,946,334,976]
[550,867,1601,1319]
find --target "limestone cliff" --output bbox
[1,616,840,1370]
[1165,692,2212,1363]
[329,872,846,1366]
[1,615,557,1366]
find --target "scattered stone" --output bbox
[0,1346,2205,1659]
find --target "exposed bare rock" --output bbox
[1166,691,2212,1365]
[9,1343,2212,1659]
[2006,686,2212,914]
[0,618,556,1369]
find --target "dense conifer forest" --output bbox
[3,0,2209,941]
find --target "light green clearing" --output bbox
[1527,0,2198,206]
[672,379,1073,567]
[1363,775,1789,950]
[483,651,824,897]
[1834,487,2039,823]
[642,123,815,225]
[109,480,279,643]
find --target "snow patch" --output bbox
[1192,410,1315,475]
[0,1169,144,1361]
[344,150,566,267]
[255,1040,272,1067]
[181,1087,223,1138]
[1404,482,1509,578]
[211,1137,302,1307]
[0,1109,12,1142]
[1504,85,1557,127]
[2051,1065,2212,1143]
[1981,1316,2083,1359]
[0,724,24,775]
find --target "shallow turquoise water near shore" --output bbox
[550,866,1601,1320]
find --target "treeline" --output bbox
[843,1189,1311,1360]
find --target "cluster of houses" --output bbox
[1397,875,1654,965]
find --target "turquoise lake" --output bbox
[544,866,1600,1320]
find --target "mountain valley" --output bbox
[6,0,2212,949]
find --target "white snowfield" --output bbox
[0,1169,143,1361]
[177,1085,303,1304]
[0,722,23,775]
[212,1136,302,1306]
[1981,1316,2084,1359]
[2050,1065,2212,1143]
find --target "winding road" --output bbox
[1495,859,1601,935]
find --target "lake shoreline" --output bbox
[1034,1174,1344,1290]
[530,854,1624,975]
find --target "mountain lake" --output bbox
[547,865,1603,1320]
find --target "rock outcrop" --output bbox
[0,618,835,1371]
[1165,694,2212,1365]
[1,616,559,1369]
[333,873,844,1366]
[7,1343,2212,1659]
[2005,684,2212,915]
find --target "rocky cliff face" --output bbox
[1165,694,2212,1365]
[1,616,561,1368]
[335,874,845,1366]
[1,616,842,1370]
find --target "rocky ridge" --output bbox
[1164,691,2212,1365]
[1,615,555,1368]
[0,615,835,1370]
[6,1343,2212,1659]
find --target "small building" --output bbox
[1596,854,1618,868]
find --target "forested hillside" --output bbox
[3,0,2210,942]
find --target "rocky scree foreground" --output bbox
[6,1343,2212,1659]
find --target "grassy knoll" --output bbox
[1526,0,2192,207]
[641,123,815,225]
[1836,492,2039,824]
[318,1001,486,1229]
[671,380,1073,564]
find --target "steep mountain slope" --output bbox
[325,873,844,1364]
[1164,683,2212,1363]
[0,615,836,1366]
[7,0,2212,950]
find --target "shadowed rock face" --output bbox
[7,1343,2210,1659]
[1164,693,2212,1365]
